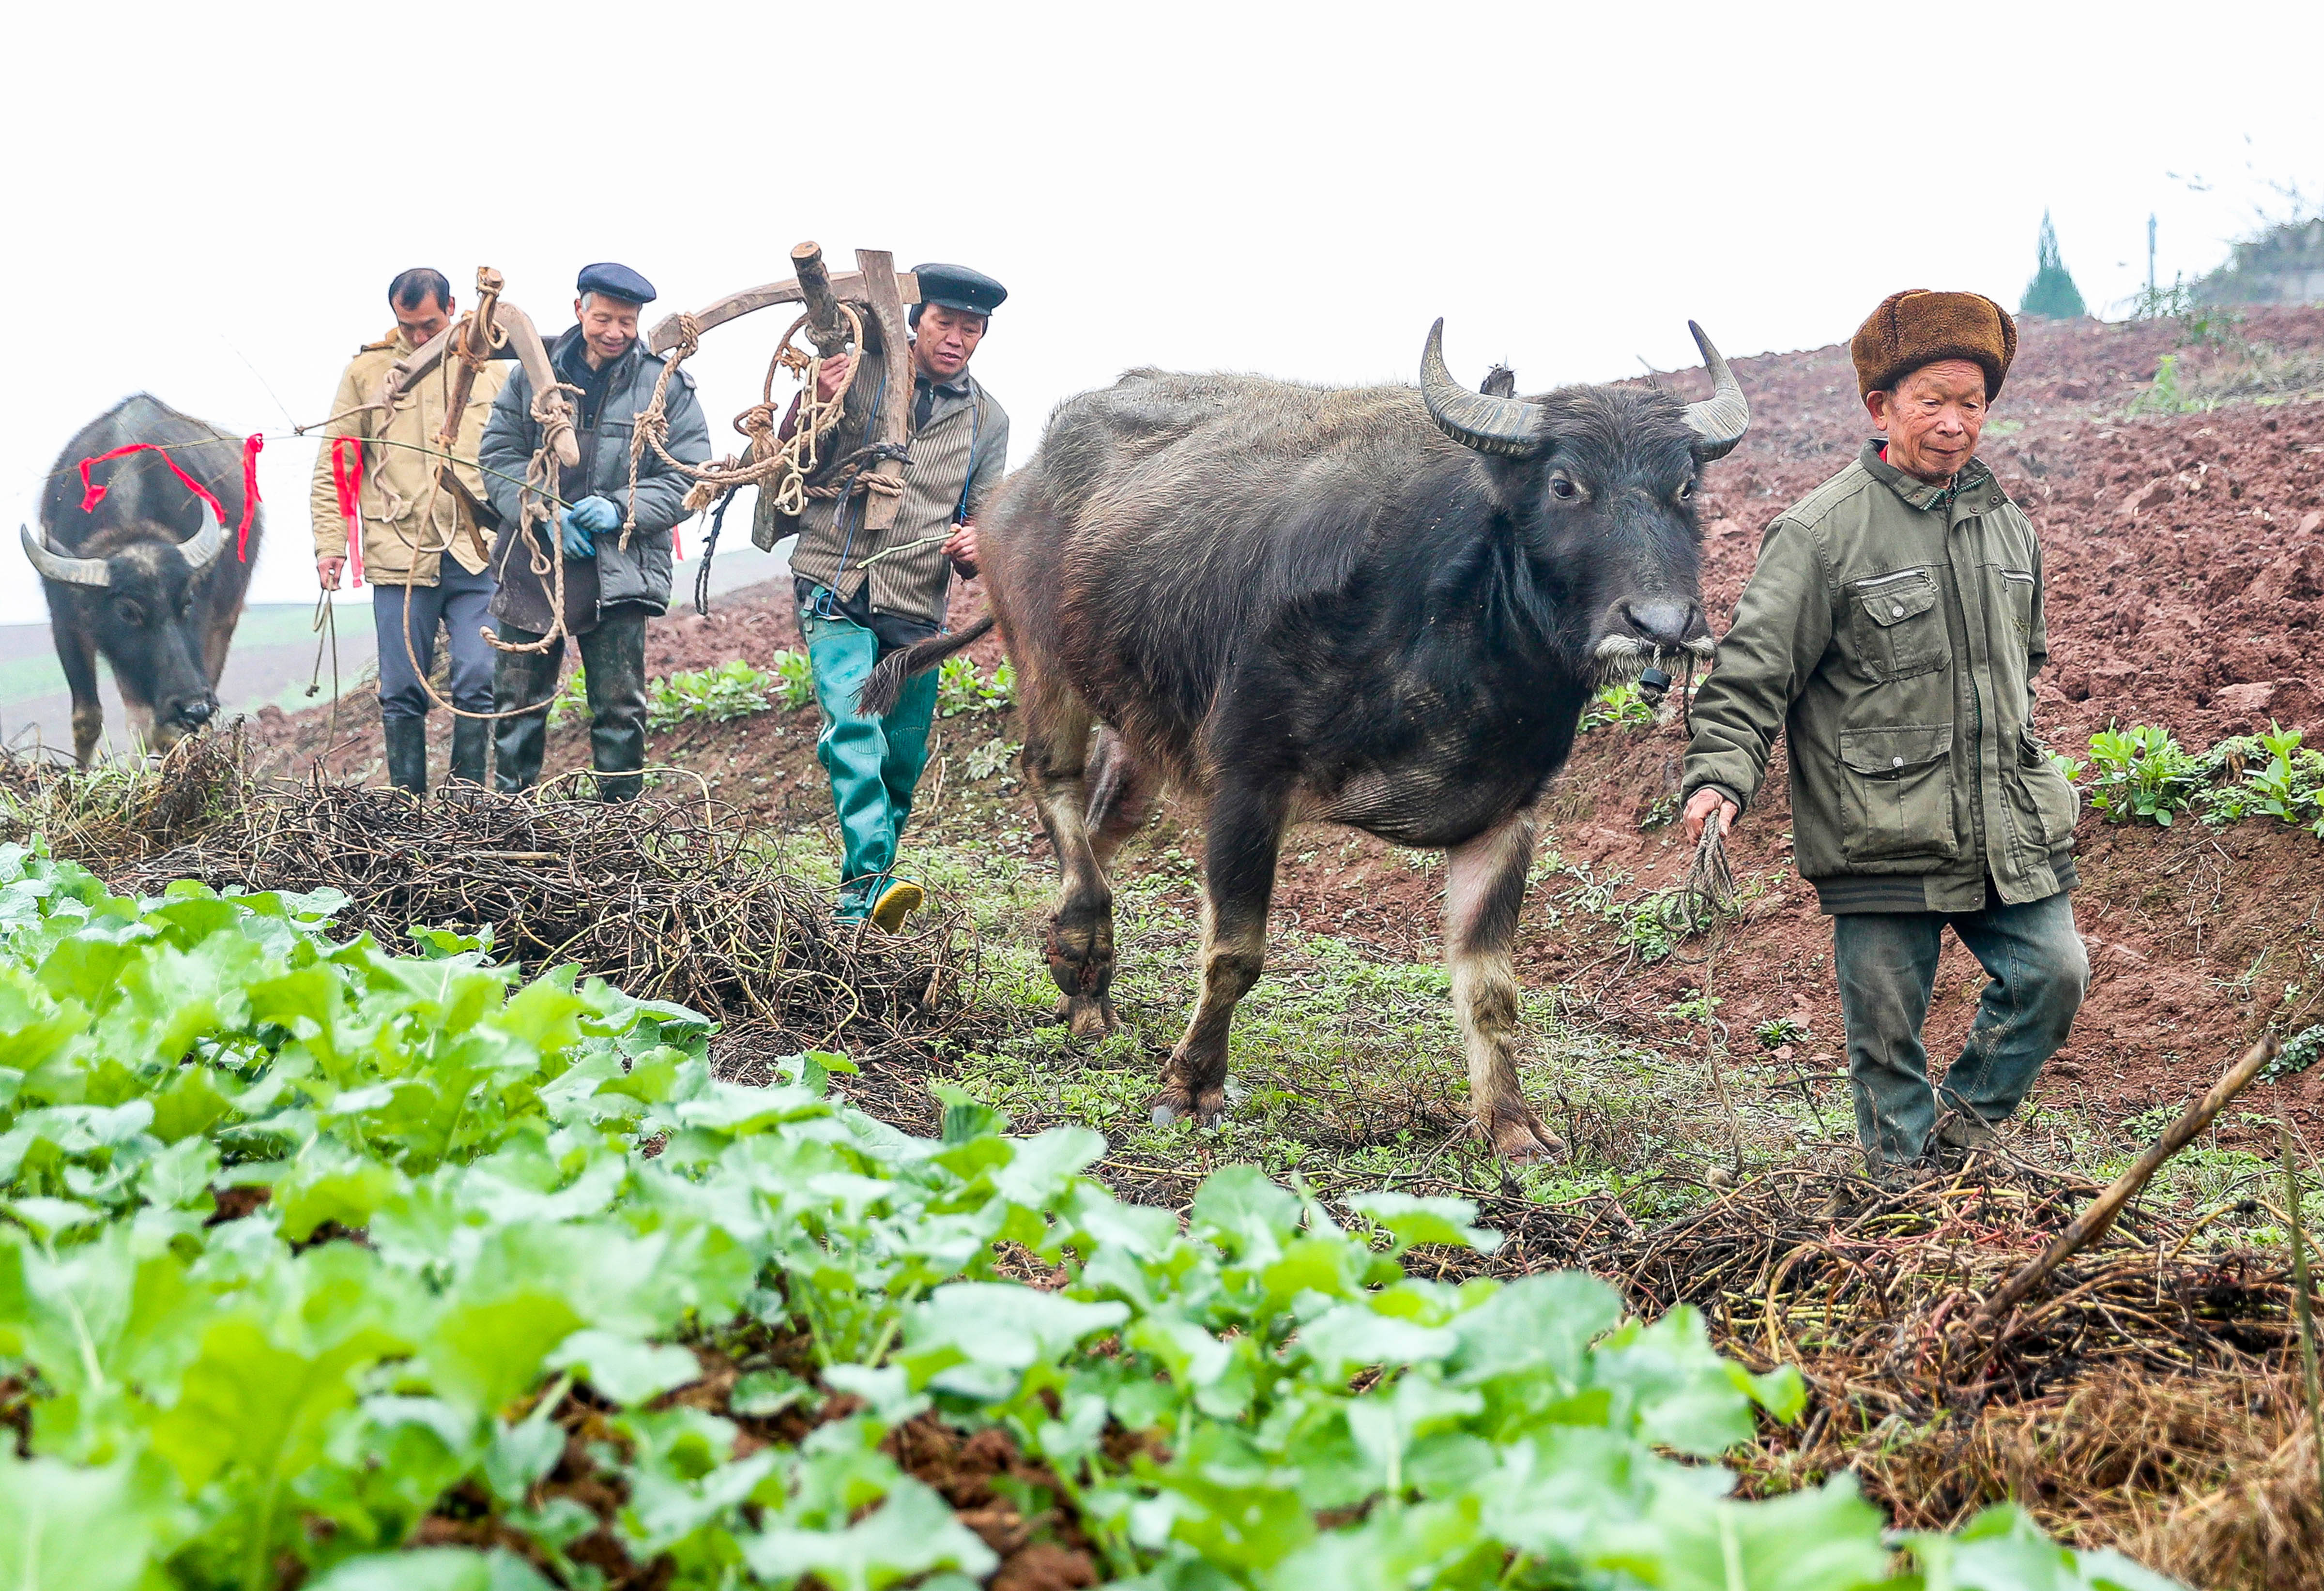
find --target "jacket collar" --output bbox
[552,324,642,385]
[1859,438,2003,517]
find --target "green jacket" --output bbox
[1682,440,2079,914]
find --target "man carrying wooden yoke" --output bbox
[310,268,507,794]
[1681,289,2089,1187]
[481,262,710,801]
[759,262,1012,929]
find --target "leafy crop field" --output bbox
[0,839,2178,1591]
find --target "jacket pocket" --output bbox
[1850,567,1948,682]
[2008,725,2079,849]
[1997,567,2036,639]
[1837,723,1960,865]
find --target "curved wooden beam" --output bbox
[647,268,923,355]
[381,298,578,468]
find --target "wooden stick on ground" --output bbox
[1977,1035,2279,1325]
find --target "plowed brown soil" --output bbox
[252,310,2324,1125]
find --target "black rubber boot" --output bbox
[448,713,489,788]
[492,631,559,793]
[384,715,429,795]
[579,610,650,802]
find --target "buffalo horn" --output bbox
[1680,321,1749,461]
[1419,319,1545,457]
[176,500,226,572]
[20,524,110,588]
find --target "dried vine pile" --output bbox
[107,777,975,1054]
[1585,1162,2320,1585]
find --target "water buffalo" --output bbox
[23,395,261,767]
[866,320,1747,1160]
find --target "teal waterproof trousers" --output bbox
[800,604,940,917]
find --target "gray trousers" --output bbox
[1833,890,2090,1165]
[490,608,650,801]
[373,563,496,723]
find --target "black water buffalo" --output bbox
[24,395,261,766]
[866,320,1747,1160]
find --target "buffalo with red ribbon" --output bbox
[24,394,266,767]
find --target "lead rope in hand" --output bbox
[1678,774,1746,1177]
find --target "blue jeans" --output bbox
[798,602,940,916]
[1832,890,2089,1165]
[373,562,496,723]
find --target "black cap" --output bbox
[576,262,657,305]
[910,262,1007,318]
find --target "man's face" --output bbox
[574,294,642,366]
[394,293,454,346]
[1867,358,1989,482]
[912,303,988,380]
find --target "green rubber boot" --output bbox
[801,604,942,920]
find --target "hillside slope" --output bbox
[251,310,2324,1126]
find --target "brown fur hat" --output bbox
[1851,289,2018,400]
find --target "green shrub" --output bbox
[1755,1016,1811,1051]
[1580,681,1656,731]
[771,649,816,711]
[0,842,2159,1590]
[937,654,1016,717]
[2200,723,2324,836]
[2085,724,2209,826]
[647,659,778,728]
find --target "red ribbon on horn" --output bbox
[329,437,366,588]
[76,433,265,561]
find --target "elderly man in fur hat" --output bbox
[1680,289,2088,1185]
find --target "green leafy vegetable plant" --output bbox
[0,841,2175,1590]
[2200,723,2324,837]
[937,656,1016,717]
[648,660,778,728]
[2085,724,2208,827]
[1580,681,1656,732]
[771,649,817,712]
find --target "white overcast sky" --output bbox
[4,0,2318,624]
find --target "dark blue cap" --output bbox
[576,262,657,305]
[910,262,1006,318]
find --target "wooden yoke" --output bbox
[642,245,921,534]
[853,250,915,533]
[435,266,505,450]
[644,264,924,353]
[384,289,580,470]
[791,242,851,358]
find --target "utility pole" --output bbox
[2148,213,2158,299]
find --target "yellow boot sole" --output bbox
[869,879,924,934]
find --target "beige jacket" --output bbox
[307,328,508,585]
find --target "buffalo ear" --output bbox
[1481,364,1517,399]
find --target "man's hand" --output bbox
[814,352,854,404]
[558,496,619,558]
[317,555,346,591]
[944,520,979,577]
[1683,787,1739,846]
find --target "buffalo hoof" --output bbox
[1059,993,1118,1041]
[1148,1085,1228,1129]
[1488,1114,1569,1164]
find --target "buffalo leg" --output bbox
[1021,679,1116,1039]
[1444,806,1565,1161]
[55,624,104,769]
[1085,729,1155,870]
[1152,780,1283,1127]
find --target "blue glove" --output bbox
[557,496,619,557]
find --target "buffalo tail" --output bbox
[855,613,998,717]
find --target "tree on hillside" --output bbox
[2020,211,2087,319]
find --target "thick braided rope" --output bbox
[627,306,880,525]
[482,380,584,659]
